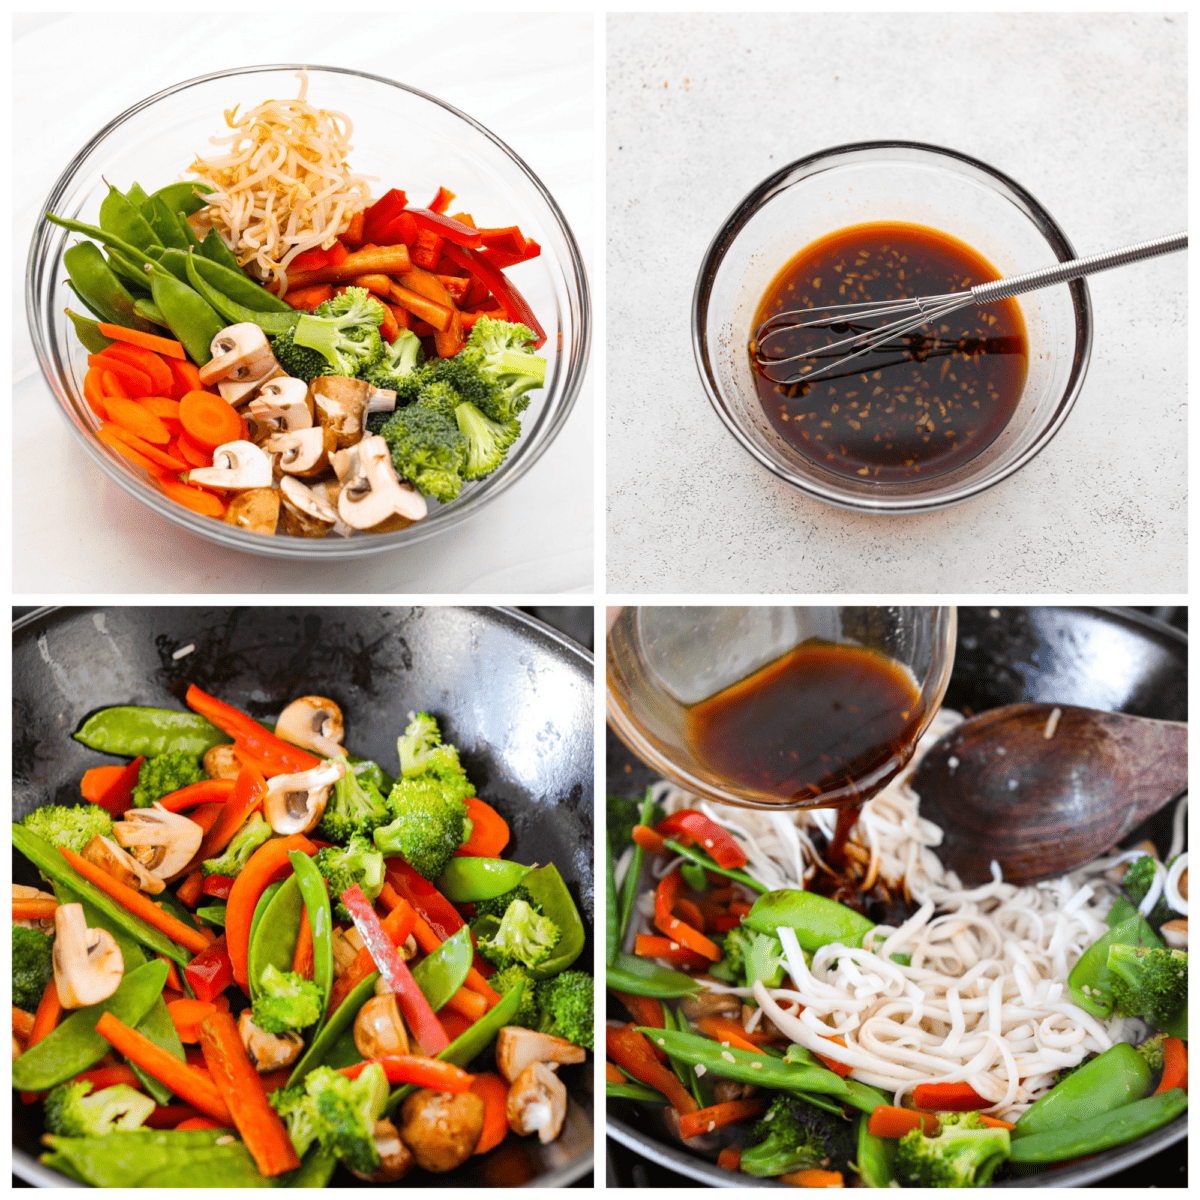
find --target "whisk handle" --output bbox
[971,231,1187,304]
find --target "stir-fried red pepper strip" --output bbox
[339,1055,474,1092]
[185,685,319,777]
[185,933,235,1004]
[385,858,494,979]
[653,810,748,869]
[94,756,145,816]
[654,869,721,961]
[342,883,449,1057]
[606,1024,698,1116]
[438,243,547,349]
[202,875,234,899]
[156,778,237,812]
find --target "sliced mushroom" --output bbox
[366,384,398,417]
[248,377,314,442]
[680,992,742,1020]
[333,436,427,533]
[222,487,280,534]
[112,804,204,880]
[309,479,354,537]
[276,696,345,758]
[237,1011,304,1072]
[495,1026,586,1084]
[398,1088,484,1173]
[506,1060,567,1145]
[198,323,279,386]
[13,884,57,934]
[267,426,338,479]
[349,1119,415,1182]
[354,992,410,1059]
[277,476,337,538]
[1160,918,1188,950]
[310,376,371,449]
[714,1079,758,1103]
[188,440,273,490]
[262,760,345,835]
[219,364,286,410]
[53,902,123,1008]
[81,833,165,895]
[203,743,242,780]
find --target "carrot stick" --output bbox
[168,998,218,1043]
[155,473,227,518]
[175,1116,227,1131]
[444,985,487,1022]
[100,369,131,399]
[199,1011,300,1176]
[182,766,266,875]
[14,899,58,920]
[97,323,187,360]
[1156,1036,1187,1094]
[655,871,721,960]
[388,281,452,331]
[979,1114,1016,1130]
[605,1061,628,1084]
[12,1005,36,1039]
[912,1081,990,1111]
[469,1072,510,1155]
[693,1016,764,1056]
[717,1146,742,1172]
[454,796,510,858]
[57,843,213,955]
[292,907,314,980]
[179,390,242,450]
[632,824,667,854]
[678,1097,768,1140]
[611,991,665,1031]
[281,283,334,311]
[779,1168,843,1187]
[815,1035,853,1079]
[634,934,711,970]
[349,273,394,297]
[97,341,174,394]
[281,244,413,291]
[95,1012,232,1123]
[158,953,192,989]
[88,353,152,397]
[97,426,161,473]
[867,1105,939,1138]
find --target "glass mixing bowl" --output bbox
[607,605,956,811]
[27,65,590,560]
[692,142,1092,514]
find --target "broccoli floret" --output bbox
[43,1079,156,1137]
[707,926,786,989]
[474,897,560,971]
[22,803,113,856]
[202,811,272,878]
[1135,1032,1167,1072]
[1122,855,1184,933]
[894,1110,1011,1187]
[132,751,206,808]
[374,775,471,880]
[1107,944,1188,1030]
[359,329,423,392]
[271,326,333,382]
[271,1062,389,1173]
[251,963,323,1033]
[536,970,593,1050]
[377,403,466,502]
[740,1093,856,1178]
[472,885,539,922]
[418,353,505,414]
[13,925,56,1011]
[291,287,387,377]
[316,833,384,921]
[453,401,520,481]
[490,963,539,1028]
[607,794,666,857]
[462,316,547,422]
[396,712,466,779]
[316,759,392,844]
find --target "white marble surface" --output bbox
[606,13,1186,593]
[14,12,594,595]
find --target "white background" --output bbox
[13,12,595,595]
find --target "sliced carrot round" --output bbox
[179,391,242,450]
[176,433,214,469]
[102,424,187,471]
[104,397,172,445]
[156,473,227,518]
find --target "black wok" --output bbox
[13,605,594,1189]
[606,605,1186,1188]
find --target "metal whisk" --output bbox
[753,231,1187,384]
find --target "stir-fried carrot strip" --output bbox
[867,1105,939,1138]
[444,986,487,1022]
[779,1168,844,1187]
[678,1097,768,1140]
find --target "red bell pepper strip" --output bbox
[438,243,547,348]
[181,765,266,876]
[94,756,145,816]
[477,226,528,256]
[201,875,234,899]
[156,778,237,812]
[185,685,319,777]
[339,1055,474,1092]
[479,242,542,271]
[362,188,408,243]
[185,933,235,1004]
[404,208,483,249]
[653,810,748,869]
[428,186,456,215]
[654,869,721,961]
[912,1081,991,1111]
[342,883,449,1056]
[384,859,466,941]
[411,227,444,271]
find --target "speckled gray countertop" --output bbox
[606,13,1185,593]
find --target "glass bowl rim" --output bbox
[691,138,1093,515]
[26,62,591,561]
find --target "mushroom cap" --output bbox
[506,1060,567,1145]
[203,744,242,780]
[309,376,371,450]
[495,1026,586,1084]
[53,902,123,1008]
[267,426,337,480]
[236,1011,304,1072]
[222,487,280,534]
[199,323,279,386]
[354,992,410,1060]
[398,1088,485,1173]
[263,760,345,834]
[333,436,427,533]
[278,476,338,538]
[348,1120,415,1183]
[82,833,165,894]
[219,364,286,410]
[112,804,203,880]
[188,440,273,490]
[680,992,742,1020]
[1160,918,1188,950]
[248,378,314,441]
[275,695,344,758]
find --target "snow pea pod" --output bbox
[62,241,154,332]
[195,901,227,927]
[148,260,225,365]
[288,1144,340,1188]
[141,1147,273,1188]
[320,1025,364,1070]
[247,873,304,1000]
[662,837,768,894]
[607,1080,667,1104]
[1013,1042,1149,1138]
[289,849,334,1019]
[149,245,190,281]
[411,925,473,1011]
[1009,1088,1187,1163]
[522,862,586,979]
[617,789,658,945]
[11,959,168,1089]
[74,706,230,758]
[100,183,163,253]
[660,1003,705,1107]
[126,181,149,208]
[132,297,168,325]
[48,213,157,270]
[606,829,619,966]
[142,193,191,251]
[857,1110,897,1187]
[185,249,298,334]
[1068,914,1162,1018]
[40,1128,238,1188]
[147,180,215,218]
[187,248,295,313]
[744,889,875,952]
[439,856,530,901]
[637,1027,851,1098]
[289,971,379,1088]
[105,246,153,294]
[131,995,187,1105]
[65,308,114,353]
[841,1077,891,1115]
[606,951,700,998]
[201,227,243,272]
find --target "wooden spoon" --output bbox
[911,703,1187,885]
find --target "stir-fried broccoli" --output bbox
[1135,1032,1167,1072]
[22,804,113,856]
[289,287,387,377]
[1107,944,1188,1031]
[43,1079,156,1137]
[359,328,423,393]
[536,970,593,1050]
[377,404,467,502]
[202,811,272,878]
[396,712,464,779]
[374,774,470,880]
[132,751,206,808]
[1122,855,1184,933]
[316,759,391,845]
[251,963,323,1034]
[316,834,385,921]
[740,1093,856,1178]
[461,316,547,422]
[709,927,787,989]
[473,885,539,922]
[490,963,540,1028]
[13,924,56,1011]
[607,794,666,857]
[271,1062,389,1175]
[894,1111,1011,1187]
[473,898,560,971]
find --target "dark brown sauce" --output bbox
[686,639,925,806]
[750,222,1028,483]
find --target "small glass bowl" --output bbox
[607,605,956,811]
[27,65,590,560]
[692,142,1092,514]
